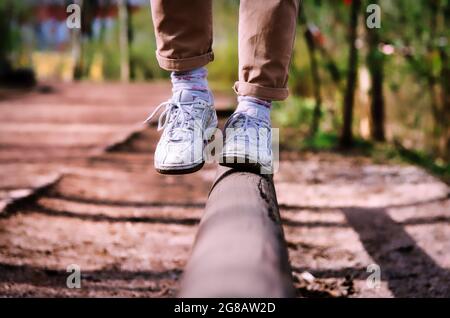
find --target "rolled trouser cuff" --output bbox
[156,51,214,72]
[233,81,289,101]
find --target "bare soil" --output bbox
[0,82,448,297]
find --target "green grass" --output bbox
[390,144,450,183]
[284,130,450,184]
[300,131,372,153]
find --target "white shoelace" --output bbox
[144,100,199,141]
[225,112,270,132]
[224,112,271,145]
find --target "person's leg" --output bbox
[147,0,217,175]
[235,0,300,102]
[150,0,213,72]
[150,0,214,102]
[222,0,300,173]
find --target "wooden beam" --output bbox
[179,167,294,297]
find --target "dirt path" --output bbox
[0,83,449,297]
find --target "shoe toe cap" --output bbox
[155,141,202,166]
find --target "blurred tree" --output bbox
[298,5,323,137]
[365,0,385,141]
[437,0,449,160]
[127,0,135,80]
[0,2,12,73]
[0,1,22,72]
[118,0,129,82]
[394,0,449,159]
[340,0,362,148]
[0,0,35,87]
[72,0,84,80]
[74,0,100,79]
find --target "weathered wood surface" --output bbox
[179,167,295,297]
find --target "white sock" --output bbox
[235,96,271,123]
[171,67,213,104]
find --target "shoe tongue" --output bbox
[172,90,195,103]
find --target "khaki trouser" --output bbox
[150,0,300,101]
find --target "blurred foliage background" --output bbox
[0,0,449,178]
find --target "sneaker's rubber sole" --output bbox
[220,154,272,175]
[156,161,205,175]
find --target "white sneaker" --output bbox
[145,90,217,174]
[220,111,273,174]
